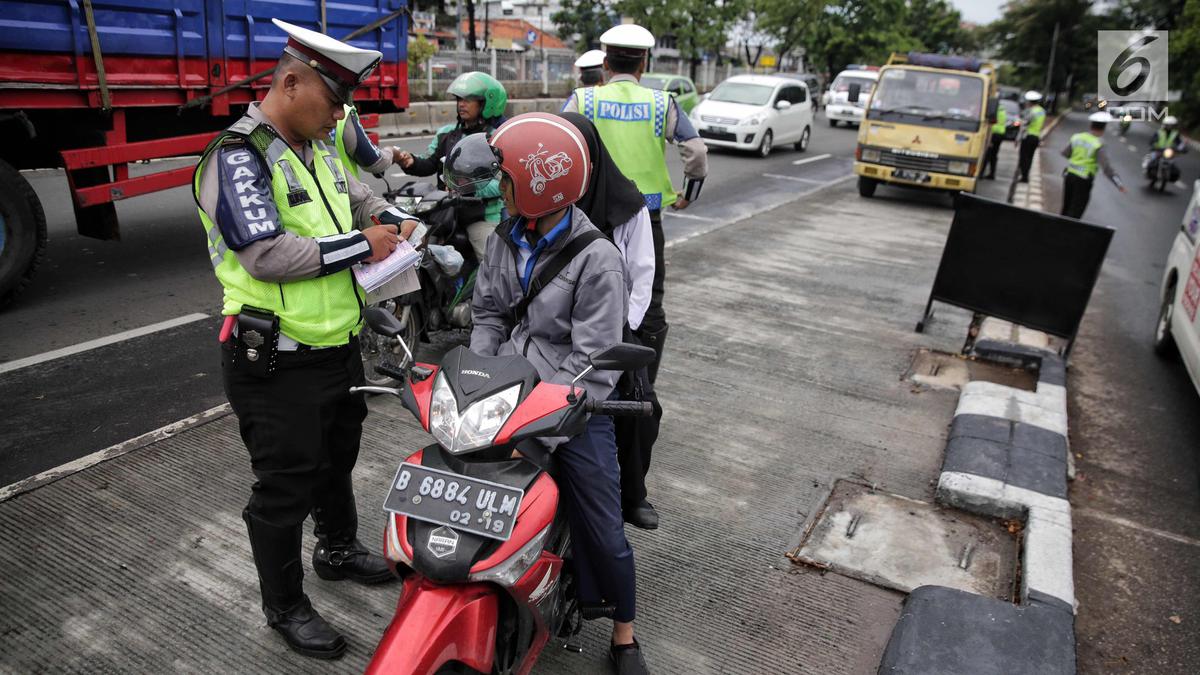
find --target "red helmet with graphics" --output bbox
[489,112,591,218]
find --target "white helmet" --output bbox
[1023,90,1043,102]
[1163,115,1178,127]
[1088,111,1113,124]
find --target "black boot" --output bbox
[311,491,394,585]
[623,500,660,530]
[636,324,669,385]
[243,510,347,659]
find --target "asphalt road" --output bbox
[0,111,859,487]
[1038,113,1200,672]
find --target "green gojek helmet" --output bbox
[447,71,508,120]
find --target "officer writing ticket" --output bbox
[353,239,420,293]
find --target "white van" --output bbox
[1154,179,1200,398]
[823,69,879,127]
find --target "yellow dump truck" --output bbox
[854,52,998,198]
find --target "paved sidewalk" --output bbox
[0,178,982,673]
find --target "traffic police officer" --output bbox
[1152,115,1184,153]
[575,49,607,86]
[1059,111,1125,219]
[982,102,1007,179]
[334,103,393,179]
[193,19,418,659]
[562,23,708,530]
[1018,90,1046,182]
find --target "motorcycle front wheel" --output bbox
[360,300,423,387]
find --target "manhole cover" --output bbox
[788,480,1019,601]
[905,349,1037,392]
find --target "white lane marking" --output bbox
[0,403,232,503]
[0,313,210,376]
[665,175,854,249]
[792,153,832,166]
[1075,507,1200,548]
[762,173,827,184]
[663,212,716,221]
[1127,144,1137,152]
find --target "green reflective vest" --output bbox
[335,104,361,179]
[1025,105,1046,137]
[576,81,676,210]
[991,106,1008,135]
[1066,131,1102,179]
[194,118,365,346]
[1154,128,1180,150]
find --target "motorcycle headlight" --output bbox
[428,373,520,454]
[393,196,422,211]
[468,523,552,588]
[413,199,438,215]
[1164,148,1176,159]
[948,161,971,175]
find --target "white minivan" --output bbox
[823,69,879,127]
[1154,179,1200,398]
[691,74,814,158]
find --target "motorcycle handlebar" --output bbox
[375,362,409,381]
[584,400,654,417]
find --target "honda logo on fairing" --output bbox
[461,369,491,378]
[427,526,459,559]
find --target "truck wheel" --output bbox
[0,158,47,309]
[858,176,877,198]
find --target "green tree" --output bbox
[551,0,618,51]
[1167,0,1200,131]
[760,0,921,79]
[907,0,973,53]
[408,34,437,74]
[614,0,747,78]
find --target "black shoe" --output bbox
[266,596,347,660]
[985,174,996,180]
[610,639,649,674]
[624,501,659,530]
[313,538,395,584]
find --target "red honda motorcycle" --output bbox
[352,307,653,674]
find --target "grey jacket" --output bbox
[470,206,628,403]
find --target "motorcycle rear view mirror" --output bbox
[365,306,405,337]
[588,344,656,371]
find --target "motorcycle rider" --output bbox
[395,72,508,261]
[1060,111,1125,219]
[471,112,650,674]
[1147,115,1186,182]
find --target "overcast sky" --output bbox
[951,0,1005,25]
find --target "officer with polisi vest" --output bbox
[561,22,708,531]
[575,49,607,86]
[1150,115,1186,156]
[1059,111,1126,219]
[1018,90,1046,183]
[193,19,420,659]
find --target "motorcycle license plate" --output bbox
[893,169,930,183]
[383,463,524,541]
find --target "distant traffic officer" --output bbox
[1018,90,1045,182]
[1059,111,1125,219]
[575,49,607,86]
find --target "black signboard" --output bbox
[917,193,1114,357]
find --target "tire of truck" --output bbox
[0,158,47,309]
[858,176,877,197]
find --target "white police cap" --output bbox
[272,18,382,104]
[1023,90,1043,102]
[600,24,655,51]
[1088,111,1113,124]
[575,49,606,69]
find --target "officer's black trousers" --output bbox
[1061,173,1094,220]
[982,134,1004,178]
[222,340,368,532]
[636,208,668,384]
[1018,135,1040,180]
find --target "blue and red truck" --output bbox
[0,0,409,306]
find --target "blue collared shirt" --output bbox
[510,209,573,292]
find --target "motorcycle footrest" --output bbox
[580,602,616,620]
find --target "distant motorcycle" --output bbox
[1119,114,1132,137]
[1144,147,1183,192]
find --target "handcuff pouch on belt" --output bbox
[233,306,280,377]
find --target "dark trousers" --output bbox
[1018,135,1040,180]
[982,134,1004,178]
[1061,173,1094,219]
[223,342,367,530]
[557,409,637,622]
[615,330,661,510]
[636,208,669,384]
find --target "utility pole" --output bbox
[1042,22,1059,112]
